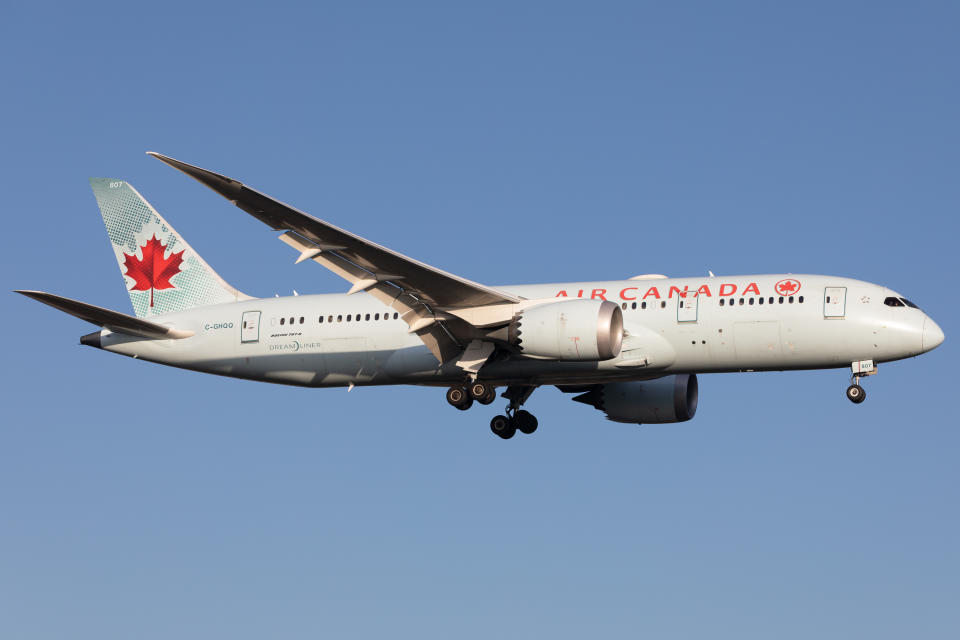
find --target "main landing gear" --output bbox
[846,359,876,404]
[445,383,539,439]
[490,409,538,440]
[445,382,496,410]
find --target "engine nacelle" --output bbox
[510,299,623,361]
[573,374,699,424]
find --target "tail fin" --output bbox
[90,178,250,318]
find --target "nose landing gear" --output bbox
[846,383,866,404]
[846,360,876,404]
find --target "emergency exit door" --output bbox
[677,294,698,322]
[241,311,261,342]
[823,287,846,318]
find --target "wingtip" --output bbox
[146,152,240,194]
[14,290,51,303]
[147,151,174,164]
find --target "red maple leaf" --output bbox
[123,235,184,307]
[777,280,798,294]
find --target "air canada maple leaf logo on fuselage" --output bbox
[123,234,184,307]
[775,278,801,296]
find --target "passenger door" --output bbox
[823,287,847,318]
[677,294,698,323]
[241,310,261,343]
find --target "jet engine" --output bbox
[509,299,623,361]
[573,374,699,424]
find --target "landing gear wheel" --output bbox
[846,384,866,404]
[446,386,473,410]
[490,415,516,439]
[514,410,538,434]
[469,382,490,401]
[477,387,497,405]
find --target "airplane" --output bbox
[16,153,945,439]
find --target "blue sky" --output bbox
[1,2,957,638]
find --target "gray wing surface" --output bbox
[149,152,519,361]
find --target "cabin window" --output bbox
[779,296,784,304]
[347,315,352,321]
[394,312,399,319]
[739,298,744,305]
[328,315,333,323]
[788,296,794,304]
[631,302,637,310]
[758,297,764,305]
[749,298,754,305]
[679,301,684,308]
[621,302,627,310]
[719,299,725,307]
[337,315,343,322]
[366,313,371,321]
[319,316,324,323]
[641,301,647,309]
[799,296,804,303]
[280,317,285,325]
[884,297,905,307]
[375,313,380,320]
[768,297,774,304]
[300,317,304,324]
[660,301,666,309]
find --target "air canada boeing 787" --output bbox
[18,153,945,439]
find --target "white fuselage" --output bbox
[96,274,941,387]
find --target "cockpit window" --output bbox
[900,298,920,309]
[884,297,905,307]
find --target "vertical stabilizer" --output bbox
[90,178,250,318]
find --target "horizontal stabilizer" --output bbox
[15,290,193,340]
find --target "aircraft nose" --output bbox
[922,316,945,353]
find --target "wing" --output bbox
[148,153,521,362]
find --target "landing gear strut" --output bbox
[846,360,875,404]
